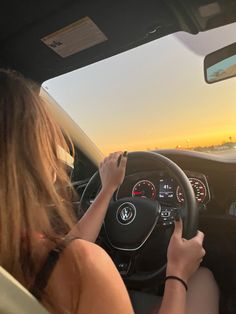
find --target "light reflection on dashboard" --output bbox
[116,170,210,205]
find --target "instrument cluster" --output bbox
[116,170,210,206]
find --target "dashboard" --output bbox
[116,170,210,207]
[74,149,236,217]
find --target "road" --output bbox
[210,149,236,159]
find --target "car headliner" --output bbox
[0,0,236,83]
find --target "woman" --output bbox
[0,69,219,313]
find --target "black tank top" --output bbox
[30,236,78,301]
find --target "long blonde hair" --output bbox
[0,69,76,287]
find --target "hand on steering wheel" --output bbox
[167,219,205,283]
[99,151,127,195]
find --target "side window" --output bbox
[71,148,97,182]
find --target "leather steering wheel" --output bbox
[79,151,198,283]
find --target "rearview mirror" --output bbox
[204,43,236,84]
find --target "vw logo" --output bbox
[116,202,136,225]
[120,208,133,221]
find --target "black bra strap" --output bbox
[30,236,79,300]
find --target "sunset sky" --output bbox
[43,23,236,155]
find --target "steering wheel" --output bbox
[79,151,198,283]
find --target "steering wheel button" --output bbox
[118,263,129,274]
[118,263,126,269]
[161,211,170,217]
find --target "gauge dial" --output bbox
[176,178,207,203]
[132,180,156,200]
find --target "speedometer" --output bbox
[132,180,156,200]
[176,178,207,204]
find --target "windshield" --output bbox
[43,23,236,156]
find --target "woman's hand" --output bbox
[166,219,205,283]
[99,152,127,195]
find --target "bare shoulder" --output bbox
[64,238,110,267]
[64,239,134,314]
[62,238,120,284]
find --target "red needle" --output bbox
[133,191,142,195]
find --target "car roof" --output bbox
[1,0,236,83]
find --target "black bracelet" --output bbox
[164,276,188,291]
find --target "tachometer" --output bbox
[132,180,156,200]
[176,178,207,204]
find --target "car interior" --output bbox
[0,1,236,313]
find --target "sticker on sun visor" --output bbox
[41,17,107,58]
[57,145,74,169]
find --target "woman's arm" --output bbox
[68,152,127,242]
[157,219,205,314]
[157,280,186,314]
[69,186,115,242]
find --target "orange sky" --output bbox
[43,23,236,155]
